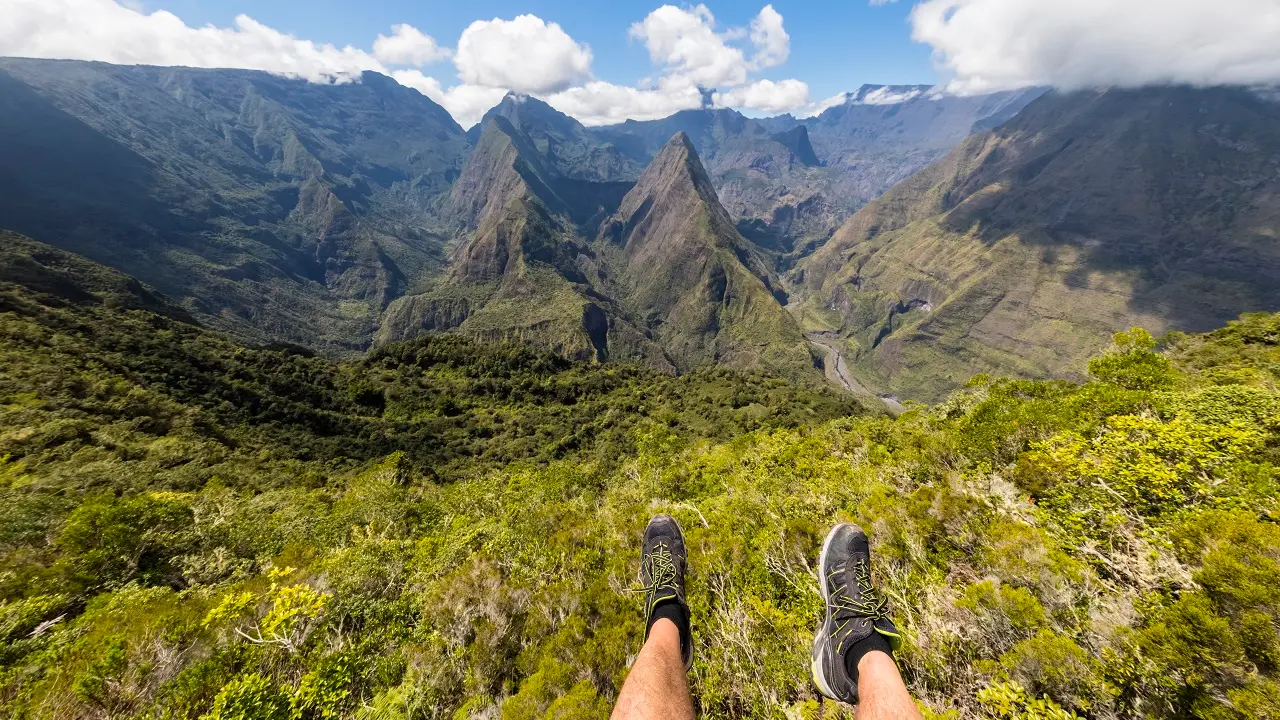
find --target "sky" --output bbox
[4,0,1280,128]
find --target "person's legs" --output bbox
[855,650,920,719]
[611,514,695,720]
[610,618,695,720]
[811,523,922,720]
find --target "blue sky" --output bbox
[142,0,936,105]
[8,1,1276,127]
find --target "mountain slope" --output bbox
[382,126,824,384]
[0,58,469,351]
[5,237,1279,719]
[377,114,650,364]
[598,133,819,378]
[796,86,1280,402]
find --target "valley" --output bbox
[0,42,1278,720]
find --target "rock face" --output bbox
[0,59,470,352]
[597,133,817,377]
[795,86,1280,402]
[380,127,823,384]
[594,87,1048,259]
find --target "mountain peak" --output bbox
[770,125,821,167]
[631,132,717,204]
[661,130,697,155]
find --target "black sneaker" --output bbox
[811,523,902,704]
[639,514,692,670]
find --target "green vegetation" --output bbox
[2,243,1279,719]
[796,86,1280,404]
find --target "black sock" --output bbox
[844,632,892,681]
[648,600,691,660]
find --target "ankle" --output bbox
[843,631,893,681]
[647,600,691,666]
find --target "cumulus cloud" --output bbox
[1,0,388,83]
[713,79,808,113]
[629,5,748,89]
[912,0,1280,94]
[748,5,789,69]
[1,0,813,126]
[392,70,508,127]
[374,24,451,67]
[626,4,805,114]
[547,81,704,125]
[454,15,592,94]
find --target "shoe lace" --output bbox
[640,541,678,599]
[828,557,889,631]
[627,541,679,609]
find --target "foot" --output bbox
[811,523,902,704]
[640,514,692,670]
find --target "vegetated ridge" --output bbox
[3,230,1279,720]
[794,86,1280,402]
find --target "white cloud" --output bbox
[546,80,704,125]
[1,0,388,83]
[392,71,507,128]
[748,5,789,70]
[625,4,806,114]
[454,15,592,94]
[374,24,451,67]
[1,0,815,126]
[714,79,808,113]
[911,0,1280,94]
[795,91,851,118]
[629,4,748,89]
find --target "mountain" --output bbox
[380,124,823,383]
[470,92,645,182]
[0,58,469,352]
[596,133,818,377]
[593,86,1048,258]
[377,113,660,366]
[593,108,839,255]
[795,86,1280,402]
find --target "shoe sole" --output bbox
[810,524,845,701]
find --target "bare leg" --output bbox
[610,619,695,720]
[856,651,922,720]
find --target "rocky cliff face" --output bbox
[795,86,1280,401]
[597,133,817,378]
[0,59,469,352]
[381,128,824,384]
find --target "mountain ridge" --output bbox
[794,86,1280,401]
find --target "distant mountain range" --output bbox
[793,85,1280,401]
[2,57,1277,399]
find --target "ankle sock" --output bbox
[649,600,691,659]
[843,631,892,681]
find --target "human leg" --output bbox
[611,514,695,720]
[610,618,695,720]
[811,523,921,719]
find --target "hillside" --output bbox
[598,87,1046,258]
[3,233,1279,719]
[380,125,825,385]
[0,58,469,351]
[0,59,1050,375]
[796,86,1280,403]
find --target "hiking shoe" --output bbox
[640,514,692,670]
[811,523,902,704]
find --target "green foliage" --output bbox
[1089,328,1178,390]
[2,268,1279,720]
[203,673,292,720]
